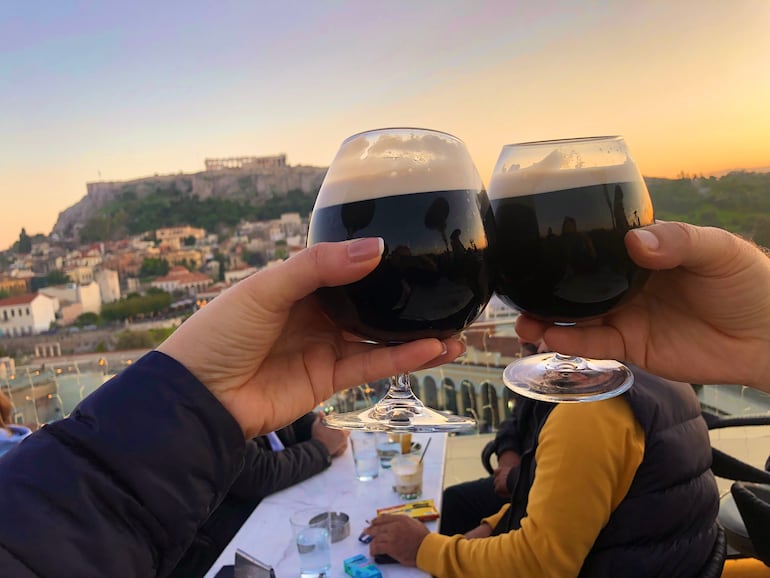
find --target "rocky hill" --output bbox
[52,163,327,239]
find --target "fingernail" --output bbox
[632,229,659,251]
[439,341,448,356]
[348,238,384,262]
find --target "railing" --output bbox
[3,318,770,434]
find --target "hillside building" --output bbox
[0,293,58,336]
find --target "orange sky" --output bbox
[1,1,769,250]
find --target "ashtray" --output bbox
[310,511,350,542]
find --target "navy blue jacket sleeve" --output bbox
[0,351,246,578]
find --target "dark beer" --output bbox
[491,180,654,321]
[308,188,494,344]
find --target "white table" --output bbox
[204,432,447,578]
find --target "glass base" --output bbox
[323,404,476,433]
[503,352,633,403]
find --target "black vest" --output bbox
[496,366,719,577]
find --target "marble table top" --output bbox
[204,432,447,578]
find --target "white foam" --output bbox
[487,149,643,199]
[314,130,483,209]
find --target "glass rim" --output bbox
[340,126,465,146]
[502,135,624,148]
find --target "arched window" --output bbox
[460,379,476,420]
[409,373,420,401]
[480,381,500,433]
[422,375,438,409]
[442,378,458,415]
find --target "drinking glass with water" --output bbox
[290,508,332,578]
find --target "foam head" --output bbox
[314,128,483,209]
[487,136,644,199]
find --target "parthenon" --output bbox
[204,154,287,171]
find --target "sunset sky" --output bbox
[1,0,769,250]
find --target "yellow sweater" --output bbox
[417,396,645,578]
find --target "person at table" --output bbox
[365,365,719,577]
[516,221,770,392]
[0,238,463,578]
[170,412,349,578]
[440,343,539,537]
[0,223,765,577]
[0,391,31,458]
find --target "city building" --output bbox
[224,266,257,284]
[95,269,121,304]
[155,226,206,248]
[63,265,95,285]
[151,266,213,295]
[39,282,102,323]
[0,275,28,296]
[0,293,58,336]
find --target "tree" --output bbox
[46,270,72,286]
[114,330,156,350]
[17,228,32,254]
[139,257,170,278]
[753,216,770,249]
[214,254,226,282]
[75,312,101,328]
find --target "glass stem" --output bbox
[544,352,588,372]
[371,373,425,417]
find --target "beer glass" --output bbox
[489,136,654,402]
[307,127,493,431]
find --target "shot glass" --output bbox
[290,508,332,578]
[350,431,379,481]
[391,454,423,500]
[375,432,400,469]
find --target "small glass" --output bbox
[350,431,379,481]
[391,454,423,500]
[375,432,401,469]
[290,508,332,578]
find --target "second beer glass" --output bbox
[489,136,655,402]
[307,127,493,431]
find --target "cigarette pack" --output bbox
[376,499,440,522]
[343,554,382,578]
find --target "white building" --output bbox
[95,269,121,304]
[40,282,102,316]
[224,266,257,284]
[0,293,58,336]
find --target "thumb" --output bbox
[253,238,384,310]
[625,222,747,275]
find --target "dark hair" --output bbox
[0,391,13,433]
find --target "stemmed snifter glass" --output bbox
[307,127,494,431]
[489,136,655,402]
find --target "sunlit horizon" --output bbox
[2,0,769,249]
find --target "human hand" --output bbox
[157,239,464,438]
[311,412,349,457]
[365,514,430,566]
[463,522,493,539]
[516,222,770,390]
[492,450,520,498]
